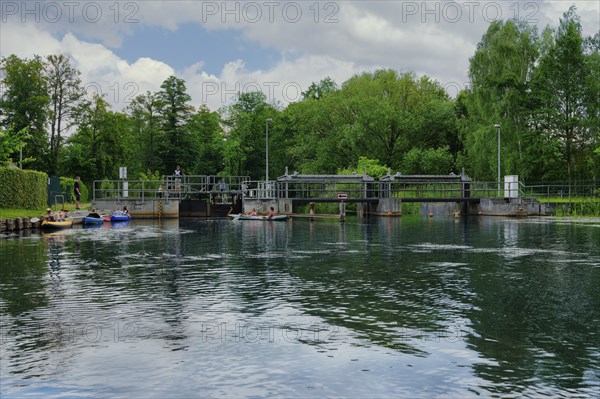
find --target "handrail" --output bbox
[91,176,598,203]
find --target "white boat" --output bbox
[229,214,288,221]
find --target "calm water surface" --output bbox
[1,217,599,398]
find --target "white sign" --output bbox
[337,192,349,200]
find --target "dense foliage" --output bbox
[0,7,598,185]
[0,168,47,209]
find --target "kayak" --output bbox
[83,216,104,225]
[230,214,288,221]
[41,219,73,230]
[111,212,131,222]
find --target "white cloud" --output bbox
[1,1,598,112]
[183,54,366,110]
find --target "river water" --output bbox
[1,216,599,398]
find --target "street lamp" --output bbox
[266,118,272,182]
[494,124,501,197]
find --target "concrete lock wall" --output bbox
[376,199,402,215]
[420,202,461,216]
[476,198,550,216]
[243,199,278,214]
[92,199,179,218]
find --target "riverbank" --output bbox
[0,204,91,232]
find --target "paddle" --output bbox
[30,217,40,223]
[231,213,241,221]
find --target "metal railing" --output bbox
[92,175,252,202]
[520,180,599,201]
[92,176,599,204]
[93,179,166,202]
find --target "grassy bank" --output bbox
[0,203,91,219]
[540,198,600,217]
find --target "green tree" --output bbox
[61,95,130,182]
[44,54,85,175]
[0,55,49,171]
[302,76,338,100]
[157,76,195,174]
[283,93,337,173]
[0,127,28,167]
[338,156,389,179]
[286,69,457,174]
[188,105,225,175]
[222,91,279,179]
[531,6,595,182]
[461,19,539,180]
[126,91,164,174]
[583,33,600,178]
[402,146,454,175]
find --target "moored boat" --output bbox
[110,212,131,222]
[83,216,104,225]
[229,214,288,221]
[41,219,73,230]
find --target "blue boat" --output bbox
[110,212,131,222]
[83,216,104,225]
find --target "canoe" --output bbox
[230,214,288,221]
[41,219,73,230]
[83,216,104,225]
[111,212,131,222]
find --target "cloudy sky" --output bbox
[1,1,598,111]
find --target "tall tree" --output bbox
[222,91,279,179]
[0,126,28,167]
[0,55,49,170]
[531,6,595,181]
[61,95,130,182]
[157,76,194,174]
[583,33,600,178]
[461,19,539,180]
[302,76,338,100]
[126,91,164,175]
[44,54,85,175]
[286,70,457,174]
[188,105,225,175]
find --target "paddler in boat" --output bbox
[88,209,101,218]
[41,208,52,221]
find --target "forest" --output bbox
[1,7,599,186]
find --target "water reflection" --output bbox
[0,217,598,397]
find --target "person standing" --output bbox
[74,176,81,210]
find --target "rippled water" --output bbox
[1,217,599,398]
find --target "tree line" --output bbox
[1,6,598,186]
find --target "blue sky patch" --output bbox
[115,23,281,75]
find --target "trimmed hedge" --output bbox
[0,168,48,209]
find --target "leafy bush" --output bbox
[402,146,454,175]
[0,168,47,209]
[339,156,389,179]
[60,176,87,203]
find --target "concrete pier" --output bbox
[92,199,179,219]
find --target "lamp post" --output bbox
[494,124,501,197]
[266,118,272,183]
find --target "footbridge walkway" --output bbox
[91,171,533,217]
